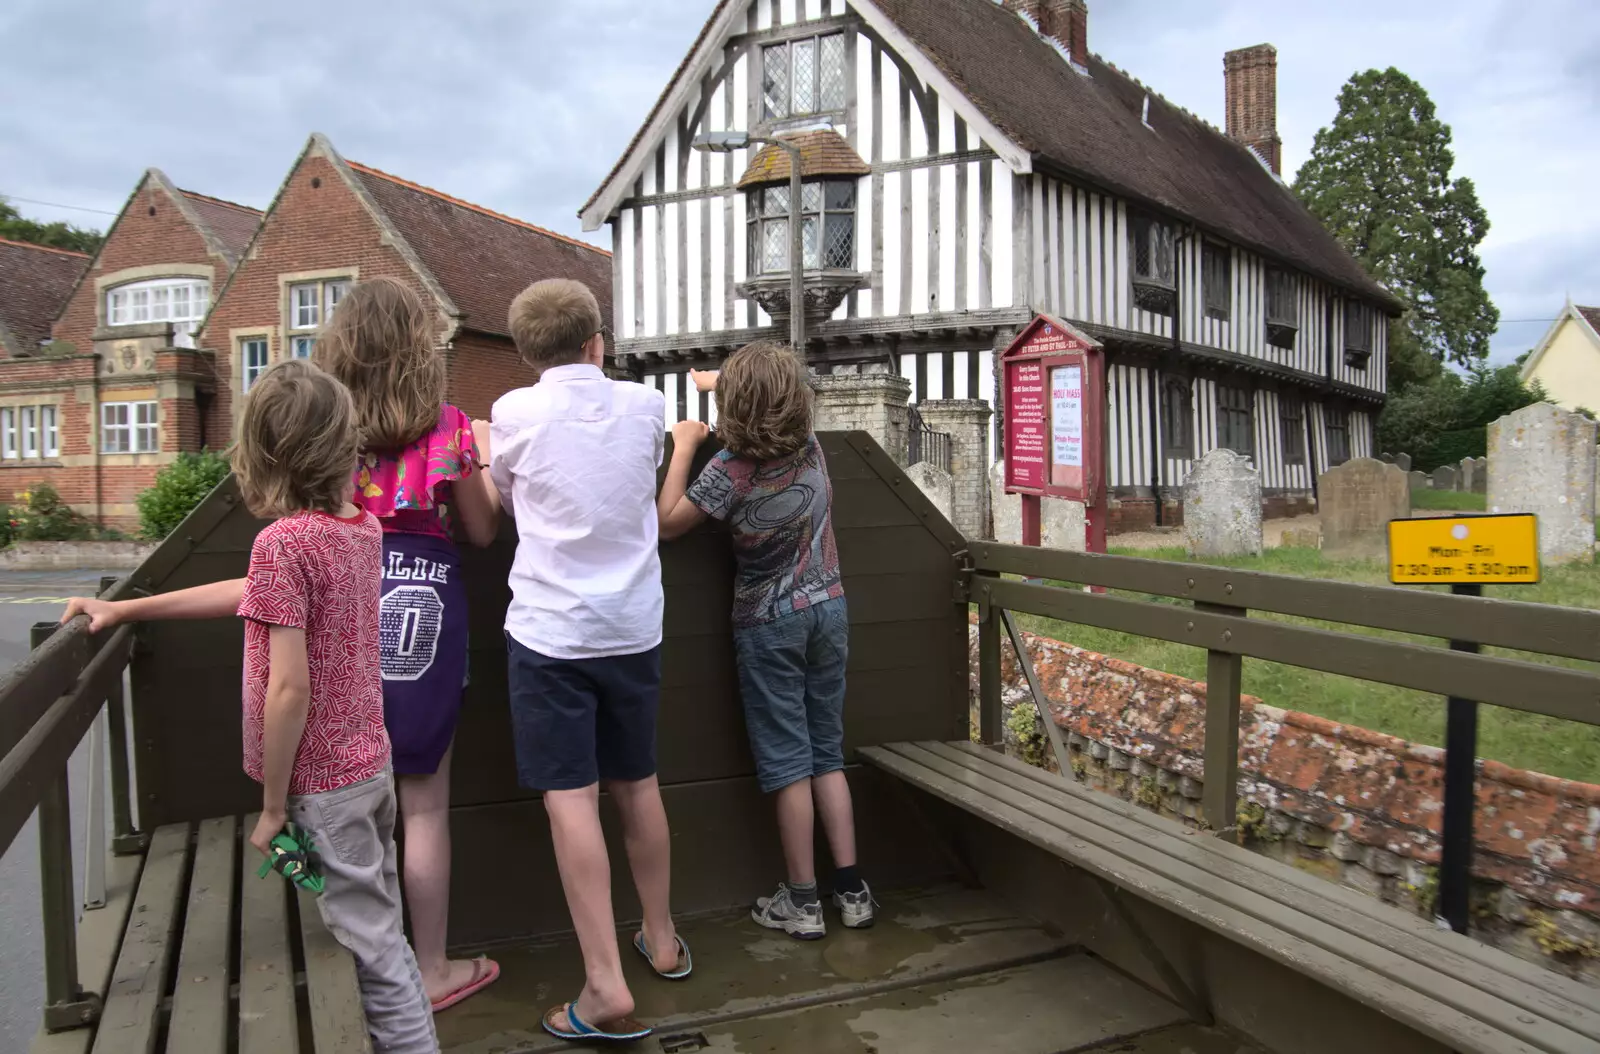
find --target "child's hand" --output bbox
[61,597,121,633]
[672,420,710,451]
[250,807,287,858]
[471,419,491,463]
[689,369,719,394]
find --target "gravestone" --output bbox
[1380,453,1395,464]
[1319,459,1410,559]
[1280,527,1321,549]
[1431,465,1458,492]
[1408,470,1429,492]
[1487,403,1597,564]
[1393,453,1412,473]
[989,461,1085,549]
[1457,457,1476,495]
[1182,449,1262,557]
[1470,457,1488,494]
[906,461,954,526]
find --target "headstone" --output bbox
[1280,527,1321,549]
[1380,452,1395,464]
[1431,465,1458,492]
[1487,403,1597,564]
[1319,458,1410,559]
[1181,449,1262,557]
[1393,453,1412,473]
[906,461,954,525]
[1408,470,1428,492]
[989,461,1085,549]
[1456,457,1476,495]
[1470,457,1488,495]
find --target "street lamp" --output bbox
[691,130,806,353]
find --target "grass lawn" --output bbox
[1018,546,1600,783]
[1411,488,1487,512]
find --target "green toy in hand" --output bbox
[256,821,325,894]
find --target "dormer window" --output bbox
[106,277,210,348]
[1344,300,1373,368]
[1264,266,1297,349]
[1129,213,1175,315]
[762,32,847,121]
[746,180,856,275]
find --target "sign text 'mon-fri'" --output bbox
[1387,514,1539,585]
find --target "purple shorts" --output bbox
[377,531,468,775]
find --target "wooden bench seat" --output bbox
[862,740,1600,1054]
[68,816,369,1054]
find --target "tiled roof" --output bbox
[1578,305,1600,335]
[178,190,262,264]
[0,237,89,355]
[737,130,872,189]
[348,162,612,340]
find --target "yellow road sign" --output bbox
[1388,514,1539,585]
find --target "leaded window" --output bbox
[1202,242,1231,321]
[1217,384,1255,457]
[746,179,857,274]
[1162,376,1193,457]
[1280,394,1306,465]
[762,32,847,120]
[1326,407,1350,466]
[1130,212,1176,315]
[1264,266,1298,348]
[1344,300,1373,368]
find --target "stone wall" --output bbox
[969,621,1600,983]
[812,372,912,464]
[916,399,992,538]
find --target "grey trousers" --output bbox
[289,768,439,1054]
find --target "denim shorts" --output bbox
[732,596,849,794]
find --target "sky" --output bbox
[1,0,1595,365]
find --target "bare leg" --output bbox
[544,784,634,1028]
[606,775,679,973]
[811,770,857,871]
[774,777,817,888]
[397,746,486,1003]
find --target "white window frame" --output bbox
[41,405,59,458]
[100,401,159,455]
[288,279,352,331]
[106,277,210,348]
[290,335,316,360]
[135,401,159,453]
[241,337,270,391]
[1,409,15,460]
[20,406,38,460]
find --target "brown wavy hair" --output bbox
[233,360,360,518]
[715,341,813,461]
[313,276,444,450]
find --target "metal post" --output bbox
[82,708,106,910]
[786,140,806,354]
[1439,582,1482,934]
[98,575,144,854]
[1197,603,1244,833]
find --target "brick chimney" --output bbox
[1224,44,1282,175]
[1003,0,1089,69]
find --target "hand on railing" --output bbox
[59,598,125,634]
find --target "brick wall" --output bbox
[446,332,540,420]
[1224,44,1282,175]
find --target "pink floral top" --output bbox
[353,404,478,538]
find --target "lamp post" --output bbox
[691,130,806,353]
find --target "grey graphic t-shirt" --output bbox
[685,434,844,628]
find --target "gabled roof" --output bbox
[584,0,1398,311]
[177,190,262,264]
[347,162,611,340]
[0,238,89,356]
[1520,299,1600,382]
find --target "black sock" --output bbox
[833,866,865,896]
[789,880,820,906]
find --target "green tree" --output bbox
[1375,364,1543,471]
[1294,68,1498,368]
[136,450,231,540]
[0,198,103,255]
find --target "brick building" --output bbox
[0,171,260,526]
[199,133,613,444]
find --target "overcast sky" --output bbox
[2,0,1594,363]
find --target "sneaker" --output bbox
[833,882,877,929]
[752,883,826,940]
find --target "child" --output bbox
[657,343,873,940]
[62,360,437,1053]
[317,276,502,1012]
[490,278,685,1044]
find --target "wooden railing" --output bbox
[0,576,140,1033]
[967,541,1600,934]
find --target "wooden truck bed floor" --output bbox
[434,884,1260,1054]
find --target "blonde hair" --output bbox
[233,360,360,518]
[507,279,602,370]
[715,341,813,461]
[313,276,444,450]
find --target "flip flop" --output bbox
[542,1002,652,1043]
[430,956,500,1013]
[633,932,693,980]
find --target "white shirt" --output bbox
[490,364,666,660]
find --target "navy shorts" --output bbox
[732,596,849,794]
[506,635,661,791]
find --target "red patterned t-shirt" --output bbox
[236,509,390,795]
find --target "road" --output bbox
[0,571,128,1052]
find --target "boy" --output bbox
[491,279,684,1043]
[63,360,437,1053]
[656,342,873,940]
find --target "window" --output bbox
[288,279,351,331]
[0,406,59,460]
[1202,242,1231,321]
[1280,394,1305,465]
[1129,213,1176,315]
[762,32,847,120]
[20,407,38,459]
[291,336,315,360]
[101,401,159,454]
[746,180,857,275]
[1217,384,1255,457]
[1344,300,1373,368]
[1264,267,1297,348]
[241,338,270,391]
[1161,376,1193,457]
[41,406,58,458]
[106,277,210,347]
[1,409,15,460]
[1326,407,1350,466]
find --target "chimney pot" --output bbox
[1224,43,1281,175]
[1004,0,1089,69]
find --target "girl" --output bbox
[317,276,503,1011]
